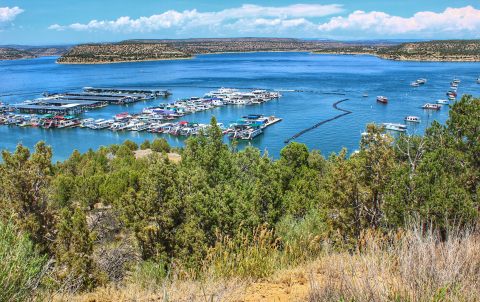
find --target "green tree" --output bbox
[55,206,98,291]
[151,138,170,153]
[0,142,55,253]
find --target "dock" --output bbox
[83,87,171,97]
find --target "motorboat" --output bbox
[422,103,441,110]
[404,116,421,123]
[376,96,388,104]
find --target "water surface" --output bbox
[1,52,479,161]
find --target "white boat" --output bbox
[422,103,441,110]
[383,123,407,132]
[80,118,95,128]
[416,78,427,85]
[452,78,461,84]
[411,82,420,87]
[436,99,449,105]
[477,77,480,84]
[110,122,127,131]
[130,122,148,131]
[234,127,263,140]
[404,116,421,123]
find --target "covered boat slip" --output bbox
[14,104,84,115]
[14,99,104,115]
[83,87,171,97]
[54,94,137,104]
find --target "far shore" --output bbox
[56,56,194,65]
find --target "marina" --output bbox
[0,87,284,140]
[1,52,480,160]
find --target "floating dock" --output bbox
[83,87,171,97]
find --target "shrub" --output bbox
[140,140,151,150]
[123,140,138,151]
[151,138,170,153]
[0,220,46,302]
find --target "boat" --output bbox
[436,99,449,105]
[383,123,407,132]
[232,126,263,140]
[404,116,421,123]
[411,82,420,87]
[363,93,369,97]
[452,78,461,84]
[376,96,388,104]
[422,103,441,110]
[130,122,148,131]
[477,77,480,84]
[416,78,427,85]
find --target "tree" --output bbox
[55,206,98,292]
[140,140,151,150]
[151,138,170,153]
[123,140,138,151]
[0,142,55,254]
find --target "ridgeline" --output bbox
[54,38,480,64]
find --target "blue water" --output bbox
[1,52,479,161]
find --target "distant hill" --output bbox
[57,38,378,64]
[57,43,192,64]
[0,46,69,60]
[52,38,480,64]
[376,40,480,61]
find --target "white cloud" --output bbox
[318,6,480,36]
[0,6,24,23]
[48,4,343,32]
[47,4,480,38]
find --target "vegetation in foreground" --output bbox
[0,96,478,301]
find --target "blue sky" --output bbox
[0,0,479,45]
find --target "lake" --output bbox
[1,52,479,161]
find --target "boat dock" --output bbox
[83,87,171,97]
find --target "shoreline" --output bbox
[56,56,194,65]
[312,51,480,62]
[5,51,479,64]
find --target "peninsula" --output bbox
[56,43,191,64]
[57,38,480,64]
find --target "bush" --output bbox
[123,140,138,151]
[0,220,46,302]
[151,138,170,153]
[140,140,151,150]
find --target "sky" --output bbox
[0,0,479,45]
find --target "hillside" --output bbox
[56,38,381,64]
[0,46,69,60]
[0,47,36,60]
[376,40,480,61]
[1,96,479,301]
[57,43,192,64]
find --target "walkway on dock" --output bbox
[284,98,351,144]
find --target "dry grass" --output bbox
[309,227,480,302]
[51,225,480,302]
